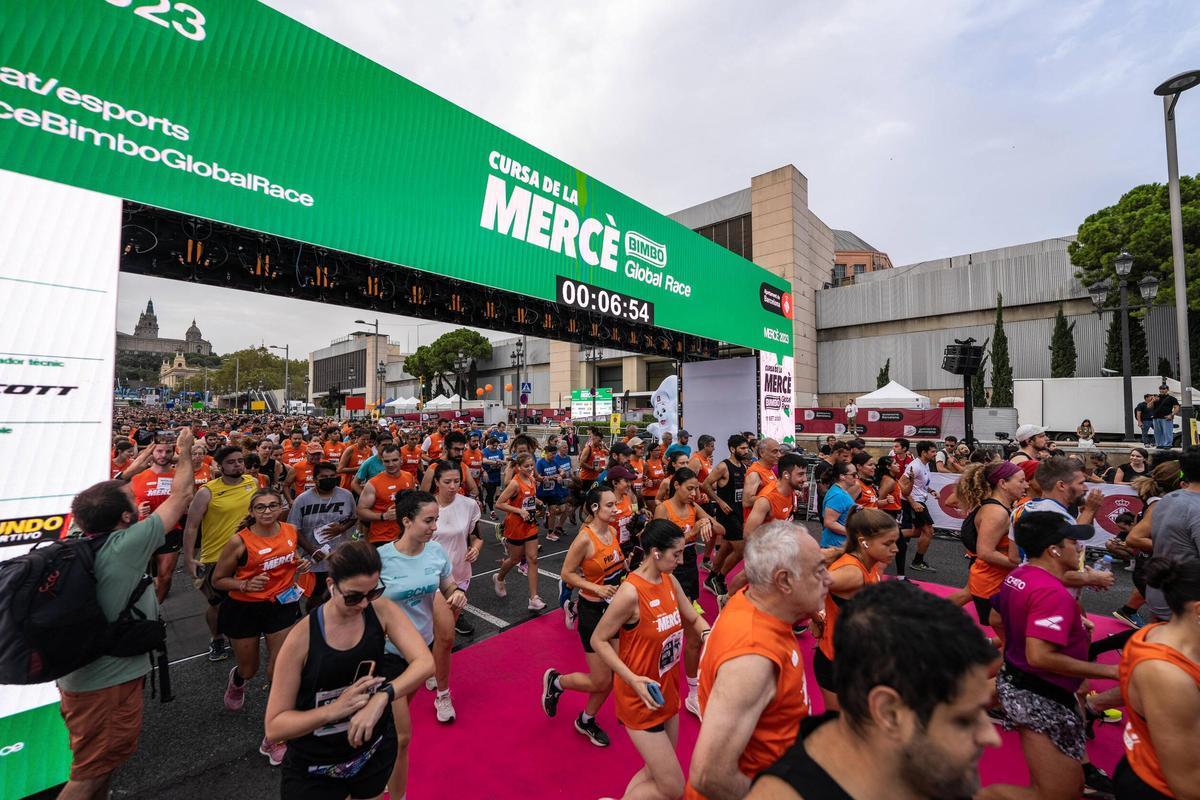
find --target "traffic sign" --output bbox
[520,381,532,393]
[571,388,613,419]
[520,393,529,405]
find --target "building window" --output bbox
[646,360,676,390]
[853,263,866,275]
[692,213,752,260]
[833,264,846,280]
[596,364,623,394]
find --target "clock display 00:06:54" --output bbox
[556,277,654,324]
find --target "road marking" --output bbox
[463,604,510,628]
[537,568,561,581]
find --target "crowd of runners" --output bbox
[44,409,1200,800]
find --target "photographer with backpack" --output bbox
[56,427,195,799]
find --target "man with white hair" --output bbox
[685,520,832,800]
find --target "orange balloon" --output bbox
[484,383,493,393]
[504,383,513,392]
[475,388,484,397]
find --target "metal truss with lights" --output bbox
[119,202,723,361]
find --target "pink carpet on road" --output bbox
[404,580,1128,799]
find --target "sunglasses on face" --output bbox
[337,584,386,605]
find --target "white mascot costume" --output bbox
[646,375,679,442]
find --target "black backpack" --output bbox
[0,534,164,685]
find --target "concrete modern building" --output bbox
[814,236,1183,406]
[831,229,893,287]
[308,332,406,409]
[116,299,212,356]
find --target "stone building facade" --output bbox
[116,299,212,356]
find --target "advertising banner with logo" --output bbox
[571,388,613,420]
[0,0,793,357]
[924,473,1139,546]
[797,407,943,439]
[758,352,795,445]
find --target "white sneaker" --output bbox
[425,676,437,692]
[528,595,546,611]
[434,691,456,723]
[685,692,701,719]
[493,573,507,598]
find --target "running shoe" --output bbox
[518,562,529,576]
[564,599,578,630]
[455,616,476,637]
[541,669,564,717]
[909,561,937,573]
[425,676,438,692]
[207,637,229,662]
[258,737,286,766]
[792,623,808,637]
[223,667,246,711]
[574,714,611,747]
[558,577,572,608]
[716,593,730,611]
[1082,763,1115,798]
[528,595,546,611]
[492,573,507,598]
[701,557,713,571]
[704,574,725,597]
[546,529,561,542]
[434,691,456,723]
[1123,561,1135,572]
[685,692,701,718]
[1111,608,1144,629]
[490,511,497,521]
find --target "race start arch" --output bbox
[0,1,794,794]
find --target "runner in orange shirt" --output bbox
[280,429,307,469]
[423,418,450,467]
[592,519,710,800]
[322,426,346,464]
[356,444,416,545]
[742,438,781,521]
[210,488,310,766]
[283,443,324,500]
[338,428,375,490]
[723,453,810,603]
[493,453,545,610]
[811,508,897,711]
[111,439,136,478]
[641,443,667,515]
[686,519,830,800]
[130,441,184,602]
[399,429,424,479]
[578,427,608,488]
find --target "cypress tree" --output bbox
[1048,304,1077,378]
[876,358,891,388]
[1129,315,1148,376]
[990,294,1014,407]
[1158,356,1174,379]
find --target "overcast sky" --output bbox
[119,0,1200,356]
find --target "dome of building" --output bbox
[185,319,202,341]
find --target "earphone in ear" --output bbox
[1050,548,1061,558]
[859,540,868,549]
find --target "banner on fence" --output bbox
[797,408,943,439]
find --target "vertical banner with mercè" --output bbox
[758,351,795,445]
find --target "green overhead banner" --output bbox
[0,0,795,356]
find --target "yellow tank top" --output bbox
[199,475,258,564]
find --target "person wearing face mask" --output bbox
[288,462,358,607]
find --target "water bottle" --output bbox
[1089,554,1113,591]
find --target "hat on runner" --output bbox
[628,437,645,448]
[306,443,324,455]
[1014,424,1046,443]
[606,465,639,483]
[677,429,691,438]
[1018,460,1041,482]
[1013,511,1093,556]
[610,442,633,456]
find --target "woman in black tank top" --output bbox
[266,541,433,800]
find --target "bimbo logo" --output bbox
[625,231,666,268]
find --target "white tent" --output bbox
[385,396,418,410]
[855,381,931,410]
[445,394,462,407]
[425,394,451,409]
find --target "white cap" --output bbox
[1015,424,1046,443]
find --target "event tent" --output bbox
[854,381,932,410]
[385,396,419,410]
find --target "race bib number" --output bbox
[734,488,743,504]
[633,479,644,492]
[313,686,351,736]
[522,496,537,512]
[275,584,303,604]
[658,630,683,676]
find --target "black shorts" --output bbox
[674,543,700,602]
[577,597,608,654]
[971,595,994,625]
[716,513,743,543]
[281,734,398,800]
[1113,755,1172,800]
[218,597,301,640]
[812,648,834,690]
[901,502,934,530]
[153,527,183,556]
[505,535,538,548]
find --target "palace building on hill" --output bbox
[116,299,212,356]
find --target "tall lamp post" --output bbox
[583,344,603,421]
[454,354,470,413]
[376,360,387,416]
[355,318,380,416]
[347,366,357,420]
[510,340,525,422]
[1155,69,1200,445]
[269,344,289,413]
[1088,252,1159,441]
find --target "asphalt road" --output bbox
[38,518,1137,800]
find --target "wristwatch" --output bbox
[378,682,396,705]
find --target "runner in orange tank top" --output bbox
[812,508,897,711]
[1114,558,1200,799]
[399,430,424,478]
[493,454,547,610]
[686,518,831,800]
[541,485,630,747]
[357,445,415,545]
[592,519,710,800]
[727,454,809,600]
[742,439,781,522]
[579,427,609,485]
[210,489,310,761]
[337,429,374,490]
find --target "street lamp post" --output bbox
[510,340,525,422]
[1155,69,1200,445]
[355,318,381,416]
[376,360,387,417]
[347,366,357,420]
[269,344,289,413]
[583,344,602,421]
[1088,256,1160,441]
[454,354,470,413]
